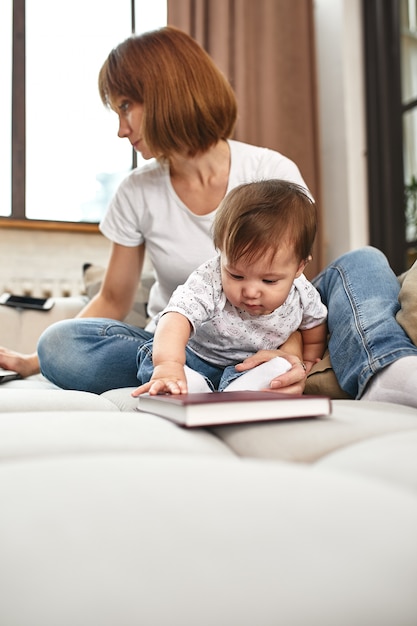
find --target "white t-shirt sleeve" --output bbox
[99,171,146,247]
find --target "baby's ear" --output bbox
[295,255,312,277]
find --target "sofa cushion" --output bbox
[305,350,352,399]
[397,259,417,344]
[209,399,417,463]
[0,411,234,460]
[315,430,417,493]
[0,389,119,412]
[0,454,416,625]
[0,373,59,390]
[101,387,143,411]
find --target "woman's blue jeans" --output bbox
[38,320,153,394]
[312,246,417,397]
[38,247,417,397]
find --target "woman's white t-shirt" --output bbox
[100,139,309,327]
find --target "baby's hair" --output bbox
[98,26,237,159]
[213,179,317,265]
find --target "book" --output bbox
[136,391,331,428]
[0,368,21,384]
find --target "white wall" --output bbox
[314,0,369,265]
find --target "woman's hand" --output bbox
[0,348,40,378]
[235,349,308,395]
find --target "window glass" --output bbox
[135,0,167,32]
[401,0,417,103]
[404,108,417,242]
[401,1,417,246]
[26,0,166,223]
[0,0,12,217]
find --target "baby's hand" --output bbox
[131,362,188,397]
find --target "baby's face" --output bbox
[220,245,305,316]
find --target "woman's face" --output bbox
[114,99,154,160]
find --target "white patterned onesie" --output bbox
[158,255,327,367]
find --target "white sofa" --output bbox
[1,288,417,625]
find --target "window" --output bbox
[363,0,417,273]
[1,0,166,226]
[401,0,417,251]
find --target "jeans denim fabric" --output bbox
[38,246,417,397]
[313,246,417,398]
[136,339,244,392]
[38,319,153,394]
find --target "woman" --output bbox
[1,26,417,405]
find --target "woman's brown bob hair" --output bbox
[98,26,238,159]
[213,179,317,266]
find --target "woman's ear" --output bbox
[295,255,312,278]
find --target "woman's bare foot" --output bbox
[0,348,40,378]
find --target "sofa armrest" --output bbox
[0,296,87,353]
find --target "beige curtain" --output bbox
[167,0,323,276]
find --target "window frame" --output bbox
[11,0,25,222]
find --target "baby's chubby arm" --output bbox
[301,322,328,371]
[132,312,192,396]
